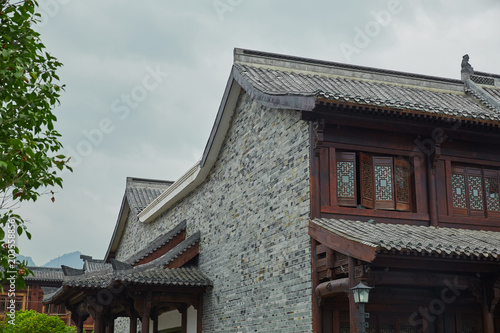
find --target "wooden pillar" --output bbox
[129,315,137,333]
[181,305,188,333]
[75,318,82,333]
[311,238,322,333]
[197,294,203,333]
[126,302,137,333]
[152,312,159,333]
[105,315,114,333]
[94,311,104,333]
[348,256,359,333]
[141,293,152,333]
[482,288,495,333]
[71,308,85,333]
[427,156,439,227]
[333,309,340,333]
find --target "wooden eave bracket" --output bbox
[308,220,378,263]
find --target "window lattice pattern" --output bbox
[486,177,500,211]
[375,165,393,201]
[340,324,350,333]
[468,175,484,210]
[452,174,467,208]
[362,160,373,200]
[337,161,355,198]
[395,165,410,204]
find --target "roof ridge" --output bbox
[464,79,500,114]
[234,48,463,86]
[126,177,174,185]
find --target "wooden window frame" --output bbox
[449,164,500,218]
[334,150,414,212]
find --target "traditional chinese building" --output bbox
[0,265,95,331]
[45,50,500,332]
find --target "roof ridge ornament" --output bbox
[61,265,85,276]
[461,54,474,81]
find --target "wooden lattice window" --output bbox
[336,152,357,207]
[451,165,500,218]
[336,152,413,211]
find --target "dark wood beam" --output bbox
[365,270,480,288]
[373,255,500,273]
[152,294,199,307]
[307,103,500,141]
[309,221,377,262]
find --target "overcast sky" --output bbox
[17,0,500,266]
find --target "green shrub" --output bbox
[0,310,76,333]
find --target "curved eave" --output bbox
[315,98,500,129]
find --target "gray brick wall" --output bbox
[115,91,312,332]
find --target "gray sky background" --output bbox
[17,0,500,266]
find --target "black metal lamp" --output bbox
[350,281,373,304]
[350,281,373,333]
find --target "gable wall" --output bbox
[114,91,312,332]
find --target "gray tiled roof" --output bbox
[81,255,111,272]
[125,220,187,265]
[25,267,64,282]
[64,268,113,288]
[232,49,500,123]
[136,231,200,270]
[84,260,110,272]
[312,218,500,260]
[43,266,210,303]
[235,63,500,122]
[484,87,500,100]
[126,177,173,215]
[41,286,59,295]
[116,266,210,286]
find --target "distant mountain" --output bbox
[42,251,83,269]
[17,255,36,267]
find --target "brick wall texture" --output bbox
[114,91,312,332]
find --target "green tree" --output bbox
[0,0,70,289]
[0,310,76,332]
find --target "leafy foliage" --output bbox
[0,310,76,332]
[0,0,70,288]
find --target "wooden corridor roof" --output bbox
[310,218,500,263]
